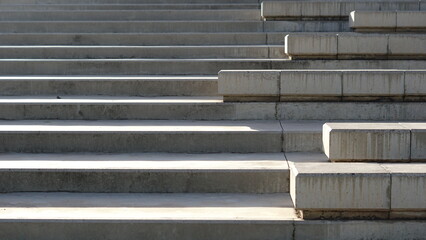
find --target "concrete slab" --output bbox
[323,123,411,162]
[399,123,426,161]
[404,71,426,100]
[382,164,426,215]
[350,11,396,30]
[281,121,324,152]
[0,153,289,193]
[219,70,280,102]
[280,70,341,101]
[0,120,283,153]
[285,34,337,59]
[338,34,388,58]
[342,71,404,100]
[288,152,390,214]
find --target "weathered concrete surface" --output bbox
[282,121,324,152]
[285,34,337,59]
[280,70,341,101]
[382,164,426,217]
[288,153,390,214]
[0,153,289,193]
[219,70,280,101]
[0,120,283,153]
[323,123,411,162]
[351,11,426,31]
[399,123,426,161]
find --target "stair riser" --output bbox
[1,60,426,75]
[0,46,285,59]
[0,222,292,240]
[0,79,218,96]
[0,103,276,120]
[0,21,347,33]
[0,10,261,21]
[0,33,284,46]
[0,170,288,193]
[0,133,282,153]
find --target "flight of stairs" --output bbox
[0,0,425,239]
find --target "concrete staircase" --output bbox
[0,0,426,240]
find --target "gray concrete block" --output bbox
[342,71,404,100]
[397,11,426,29]
[280,70,341,101]
[323,123,411,162]
[285,34,337,59]
[219,70,281,102]
[350,11,396,30]
[389,35,426,57]
[261,1,301,18]
[399,123,426,161]
[404,71,426,99]
[338,34,388,58]
[278,102,426,121]
[288,153,391,211]
[282,121,324,152]
[382,164,426,213]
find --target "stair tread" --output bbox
[0,192,297,222]
[0,120,282,132]
[0,96,224,103]
[0,153,287,171]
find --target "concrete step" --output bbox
[0,192,297,240]
[0,45,285,59]
[0,120,283,153]
[0,3,260,10]
[350,10,426,32]
[287,152,426,220]
[219,70,426,102]
[0,75,218,96]
[0,20,348,33]
[323,122,426,162]
[0,0,261,4]
[0,152,288,193]
[285,33,426,60]
[278,102,426,121]
[2,59,426,75]
[262,1,421,20]
[0,10,261,21]
[0,96,276,120]
[0,33,285,46]
[0,192,425,240]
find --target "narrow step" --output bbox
[0,10,261,21]
[0,33,285,46]
[350,11,426,32]
[0,75,218,96]
[0,4,260,10]
[0,152,288,193]
[0,21,347,33]
[0,96,276,120]
[262,1,421,20]
[287,152,426,220]
[0,45,285,59]
[219,70,426,102]
[1,59,426,75]
[285,33,426,60]
[323,122,426,162]
[0,120,283,153]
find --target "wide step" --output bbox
[0,120,283,153]
[0,152,288,193]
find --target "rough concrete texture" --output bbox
[286,33,426,59]
[323,123,411,162]
[287,152,426,220]
[351,11,426,31]
[262,1,421,19]
[0,153,289,193]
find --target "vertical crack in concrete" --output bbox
[279,120,285,153]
